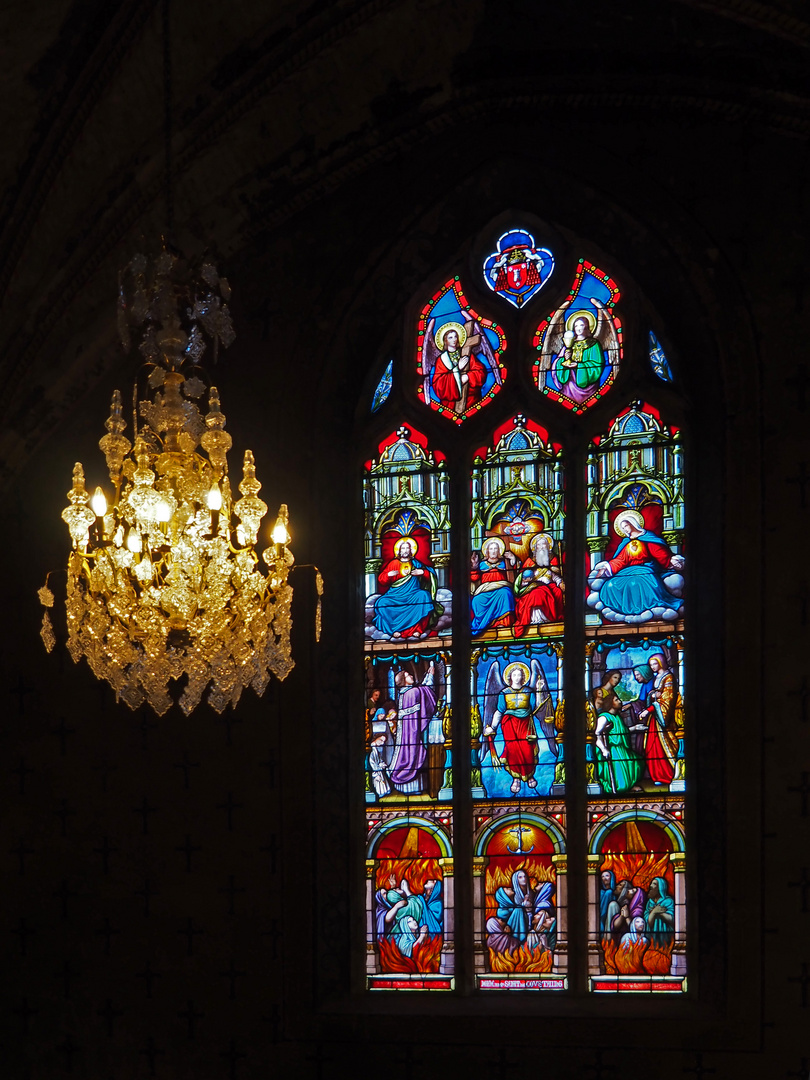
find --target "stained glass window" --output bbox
[362,227,688,996]
[372,358,393,411]
[649,331,673,382]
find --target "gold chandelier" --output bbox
[39,250,303,716]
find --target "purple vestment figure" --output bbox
[389,667,437,794]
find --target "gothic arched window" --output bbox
[362,223,687,994]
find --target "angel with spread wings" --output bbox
[481,658,557,796]
[539,298,620,406]
[422,317,502,416]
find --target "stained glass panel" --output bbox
[372,357,394,411]
[585,403,686,993]
[534,260,622,413]
[364,427,454,989]
[364,427,451,645]
[588,814,685,992]
[367,820,454,990]
[649,331,673,383]
[469,415,567,989]
[416,279,506,424]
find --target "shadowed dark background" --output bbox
[0,0,806,1075]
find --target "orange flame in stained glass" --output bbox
[375,857,442,894]
[379,933,442,974]
[489,941,553,974]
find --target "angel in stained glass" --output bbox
[540,297,618,407]
[422,317,501,417]
[481,659,557,796]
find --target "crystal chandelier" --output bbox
[39,249,301,716]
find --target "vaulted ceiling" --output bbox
[0,0,807,485]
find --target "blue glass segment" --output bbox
[372,358,393,412]
[649,332,673,383]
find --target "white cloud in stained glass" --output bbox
[649,331,673,382]
[372,359,393,412]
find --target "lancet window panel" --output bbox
[584,403,687,993]
[363,426,455,990]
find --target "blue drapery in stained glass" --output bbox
[649,331,673,382]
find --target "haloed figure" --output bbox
[374,536,439,639]
[470,537,516,635]
[483,662,547,795]
[431,324,487,414]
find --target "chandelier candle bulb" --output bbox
[41,249,298,715]
[91,487,108,518]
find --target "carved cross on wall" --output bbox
[684,1053,716,1078]
[304,1042,332,1080]
[586,1049,615,1079]
[97,998,123,1037]
[787,1056,810,1080]
[220,1038,247,1080]
[178,1000,204,1040]
[488,1047,516,1080]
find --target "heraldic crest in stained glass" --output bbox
[482,229,554,309]
[534,261,622,413]
[417,279,506,425]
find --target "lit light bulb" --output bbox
[206,484,222,511]
[156,499,172,523]
[126,529,142,553]
[272,522,289,545]
[91,486,107,517]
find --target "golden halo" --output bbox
[503,662,531,685]
[530,532,552,553]
[613,509,645,536]
[435,321,467,351]
[565,308,597,335]
[395,535,418,557]
[481,535,506,558]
